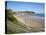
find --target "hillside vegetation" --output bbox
[6,9,32,34]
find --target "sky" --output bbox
[6,1,45,14]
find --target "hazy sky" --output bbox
[7,1,45,14]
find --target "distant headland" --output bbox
[13,11,35,15]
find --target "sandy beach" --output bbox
[15,14,45,32]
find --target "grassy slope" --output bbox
[7,9,32,34]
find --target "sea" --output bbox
[16,13,45,17]
[26,14,45,17]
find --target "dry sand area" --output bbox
[16,15,45,32]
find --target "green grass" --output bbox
[6,9,31,34]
